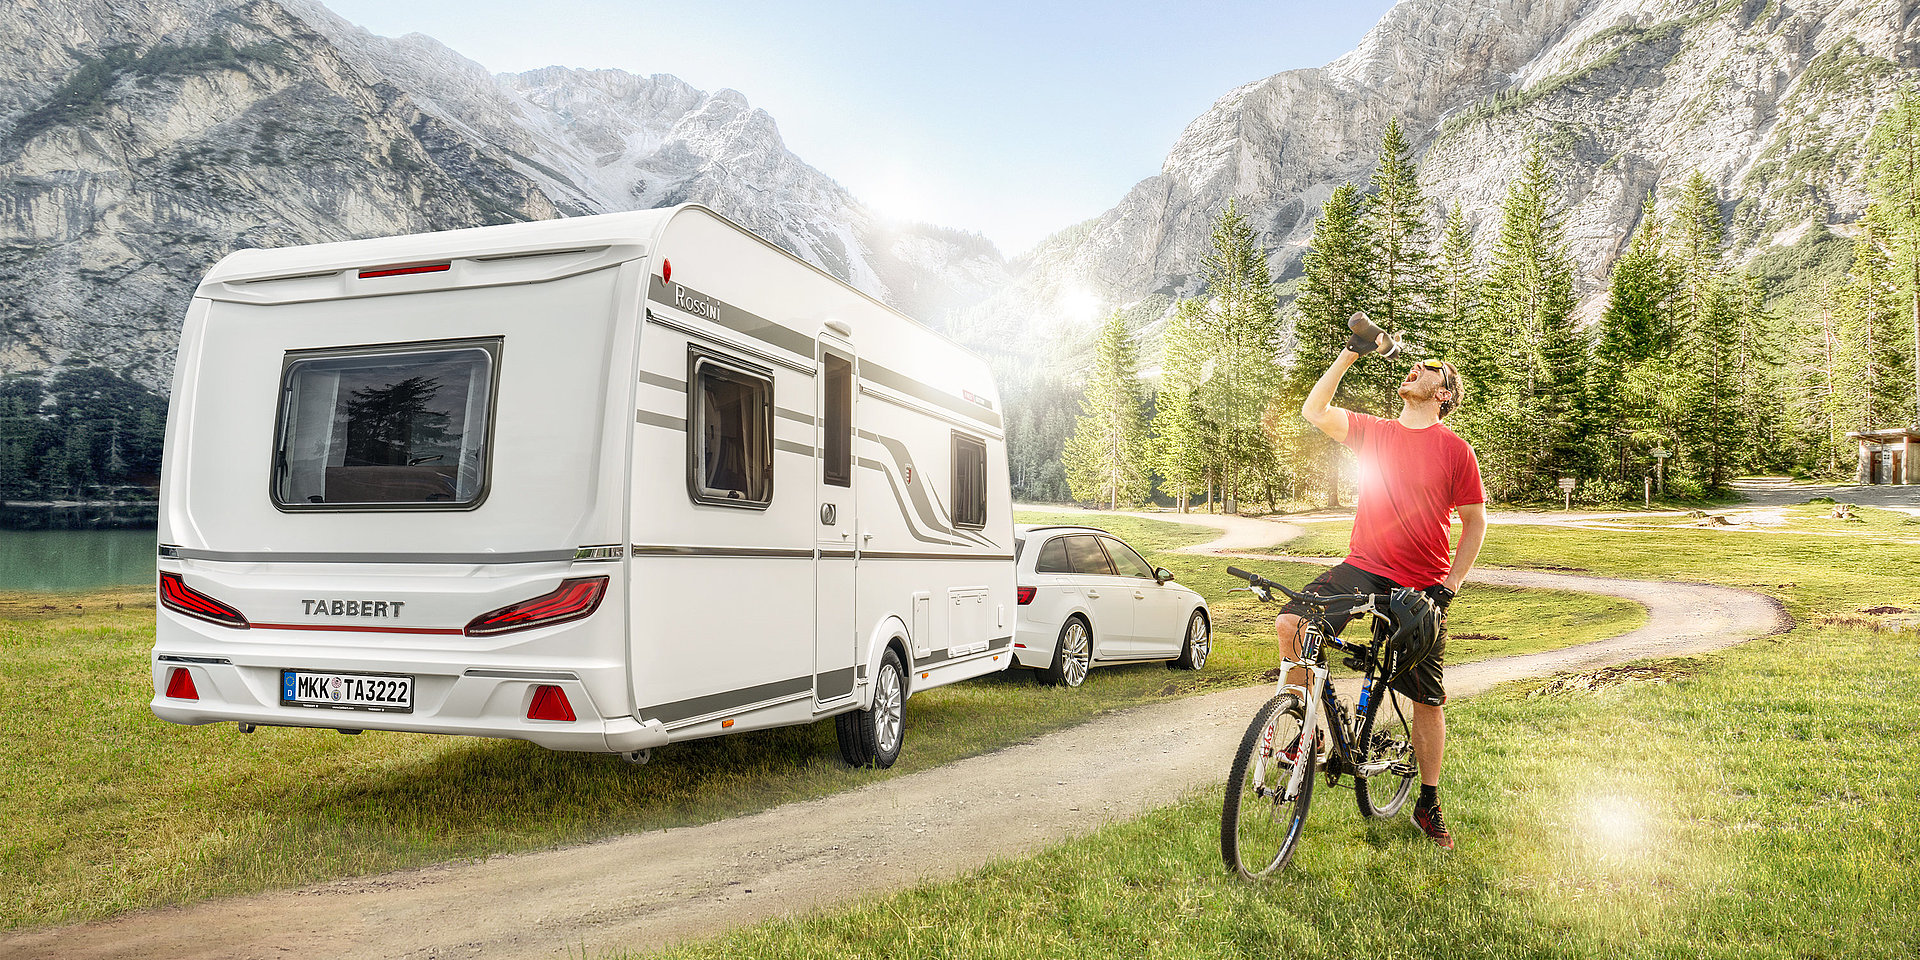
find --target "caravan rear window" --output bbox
[272,339,499,510]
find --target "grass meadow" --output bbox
[0,512,1638,929]
[619,506,1920,960]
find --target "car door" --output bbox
[1102,536,1186,656]
[1063,534,1131,657]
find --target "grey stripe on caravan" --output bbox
[169,548,577,564]
[774,438,816,457]
[815,666,856,700]
[856,457,969,548]
[915,635,1014,668]
[635,409,687,431]
[858,430,993,548]
[646,275,1001,430]
[859,552,1015,561]
[630,545,815,559]
[637,370,686,392]
[643,674,813,726]
[774,406,811,424]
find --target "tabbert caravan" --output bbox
[151,204,1015,768]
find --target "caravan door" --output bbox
[814,332,858,705]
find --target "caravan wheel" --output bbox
[836,648,906,768]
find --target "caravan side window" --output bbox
[271,338,499,511]
[688,349,774,509]
[952,432,987,529]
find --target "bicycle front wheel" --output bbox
[1355,685,1417,819]
[1221,692,1316,879]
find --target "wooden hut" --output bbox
[1847,427,1920,484]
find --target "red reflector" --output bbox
[465,577,609,636]
[159,572,249,628]
[358,262,451,279]
[528,685,575,722]
[662,259,672,283]
[164,667,199,700]
[1017,586,1036,605]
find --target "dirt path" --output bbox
[2,518,1789,960]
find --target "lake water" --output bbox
[0,529,158,592]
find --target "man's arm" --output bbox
[1301,348,1361,443]
[1442,502,1488,593]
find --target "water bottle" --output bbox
[1347,311,1402,358]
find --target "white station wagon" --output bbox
[1011,524,1210,686]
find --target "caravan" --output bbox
[151,205,1014,768]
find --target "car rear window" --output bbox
[1035,537,1070,574]
[272,339,498,510]
[1064,535,1114,575]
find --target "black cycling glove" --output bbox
[1345,332,1380,355]
[1422,583,1456,610]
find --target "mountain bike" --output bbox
[1219,565,1421,878]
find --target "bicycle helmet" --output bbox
[1381,587,1441,680]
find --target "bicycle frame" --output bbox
[1271,601,1407,798]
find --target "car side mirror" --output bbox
[1155,567,1174,584]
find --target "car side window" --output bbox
[1064,535,1114,576]
[1103,538,1154,579]
[1035,537,1071,574]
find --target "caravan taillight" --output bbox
[164,667,200,700]
[358,262,451,279]
[464,577,609,637]
[159,573,250,628]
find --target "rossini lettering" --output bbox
[302,599,406,618]
[673,284,721,321]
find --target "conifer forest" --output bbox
[1041,92,1920,511]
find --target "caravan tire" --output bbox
[837,648,906,768]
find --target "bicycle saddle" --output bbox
[1383,587,1440,678]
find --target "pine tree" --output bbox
[1363,118,1438,347]
[1289,183,1374,506]
[1151,299,1217,510]
[1866,84,1920,425]
[1062,312,1151,509]
[1432,203,1481,367]
[1668,171,1741,491]
[1593,197,1678,483]
[1470,142,1586,500]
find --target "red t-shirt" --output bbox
[1342,412,1486,589]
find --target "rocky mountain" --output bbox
[0,0,1008,394]
[965,0,1920,356]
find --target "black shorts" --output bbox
[1280,562,1447,706]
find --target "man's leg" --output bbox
[1409,701,1445,786]
[1409,700,1454,849]
[1275,612,1310,689]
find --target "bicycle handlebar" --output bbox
[1226,565,1384,619]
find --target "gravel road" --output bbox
[0,516,1788,960]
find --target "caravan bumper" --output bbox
[150,656,670,754]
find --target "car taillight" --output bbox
[164,666,199,700]
[159,572,249,628]
[1017,586,1036,605]
[465,577,608,636]
[527,684,576,721]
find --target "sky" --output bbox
[319,1,1400,255]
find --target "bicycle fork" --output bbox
[1269,658,1329,803]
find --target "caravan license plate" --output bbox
[281,670,414,713]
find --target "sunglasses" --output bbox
[1416,358,1447,371]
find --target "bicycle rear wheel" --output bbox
[1355,684,1417,819]
[1221,692,1316,878]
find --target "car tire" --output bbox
[1169,608,1209,670]
[1041,616,1092,688]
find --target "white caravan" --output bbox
[151,205,1014,768]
